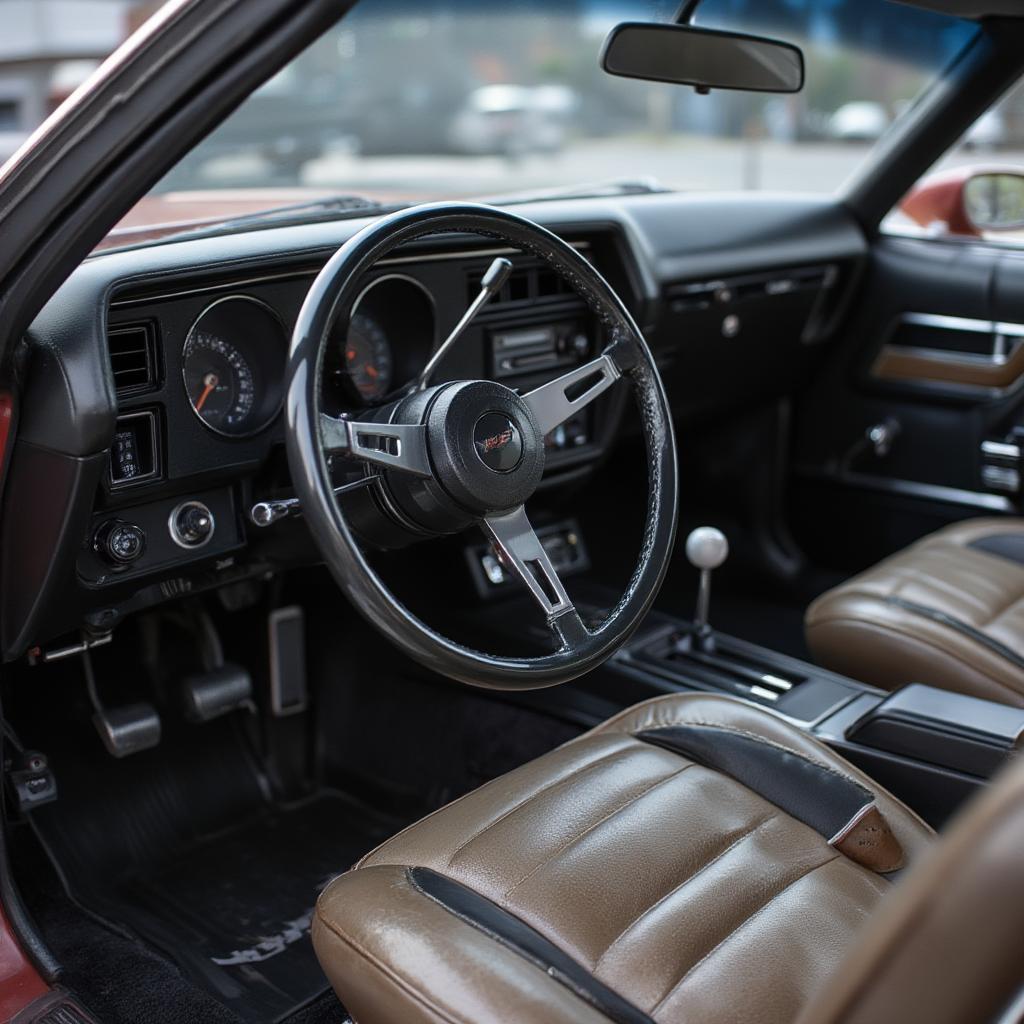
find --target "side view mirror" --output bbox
[964,173,1024,232]
[900,168,1024,238]
[601,22,804,95]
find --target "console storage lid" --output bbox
[847,683,1024,779]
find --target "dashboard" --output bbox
[2,192,866,660]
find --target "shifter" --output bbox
[682,526,729,652]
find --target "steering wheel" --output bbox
[285,203,677,690]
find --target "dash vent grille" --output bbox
[107,323,156,396]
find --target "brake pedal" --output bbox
[82,650,161,758]
[183,663,255,722]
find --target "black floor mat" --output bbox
[39,791,393,1023]
[18,697,398,1024]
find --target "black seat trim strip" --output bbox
[407,866,655,1024]
[637,724,872,843]
[886,596,1024,672]
[969,533,1024,567]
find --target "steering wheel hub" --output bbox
[424,379,544,515]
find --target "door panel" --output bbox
[791,235,1024,571]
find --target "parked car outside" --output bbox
[827,100,890,141]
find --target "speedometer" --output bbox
[182,296,287,438]
[183,331,257,434]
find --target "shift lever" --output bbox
[684,526,729,650]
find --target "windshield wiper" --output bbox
[188,193,388,233]
[97,193,397,255]
[483,178,671,206]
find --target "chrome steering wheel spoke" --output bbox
[520,352,621,437]
[319,413,432,477]
[482,506,578,625]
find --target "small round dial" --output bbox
[343,312,394,402]
[183,331,256,434]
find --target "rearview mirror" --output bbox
[601,22,804,95]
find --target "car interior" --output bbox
[1,0,1024,1023]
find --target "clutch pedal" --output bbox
[82,650,161,758]
[91,704,161,758]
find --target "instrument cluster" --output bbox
[179,274,437,440]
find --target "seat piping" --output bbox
[885,596,1024,671]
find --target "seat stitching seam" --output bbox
[352,738,621,868]
[591,811,779,974]
[898,569,1000,612]
[886,597,1024,665]
[314,904,471,1024]
[358,735,636,868]
[649,854,839,1015]
[886,564,1000,614]
[445,743,644,869]
[501,762,696,902]
[810,615,1024,698]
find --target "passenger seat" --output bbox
[806,519,1024,707]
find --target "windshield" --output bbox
[112,0,977,244]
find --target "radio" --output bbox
[490,321,590,380]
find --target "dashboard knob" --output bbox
[170,500,215,549]
[94,519,146,566]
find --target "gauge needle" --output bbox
[365,365,378,379]
[195,372,219,412]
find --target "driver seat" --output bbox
[312,694,1024,1023]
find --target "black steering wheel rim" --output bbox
[285,202,677,690]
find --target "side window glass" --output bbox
[884,79,1024,246]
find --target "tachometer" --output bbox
[343,312,394,402]
[182,296,286,438]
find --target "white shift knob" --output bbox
[685,527,729,571]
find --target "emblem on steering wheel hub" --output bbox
[473,412,523,473]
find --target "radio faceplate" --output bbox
[489,318,596,453]
[490,320,590,380]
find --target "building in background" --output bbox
[0,0,154,160]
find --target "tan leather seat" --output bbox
[312,693,937,1024]
[806,518,1024,706]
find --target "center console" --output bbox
[592,525,1024,828]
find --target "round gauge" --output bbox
[182,296,286,438]
[321,274,435,413]
[183,332,256,434]
[344,312,394,402]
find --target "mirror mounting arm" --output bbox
[674,0,702,24]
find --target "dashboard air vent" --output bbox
[107,323,156,396]
[467,263,574,308]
